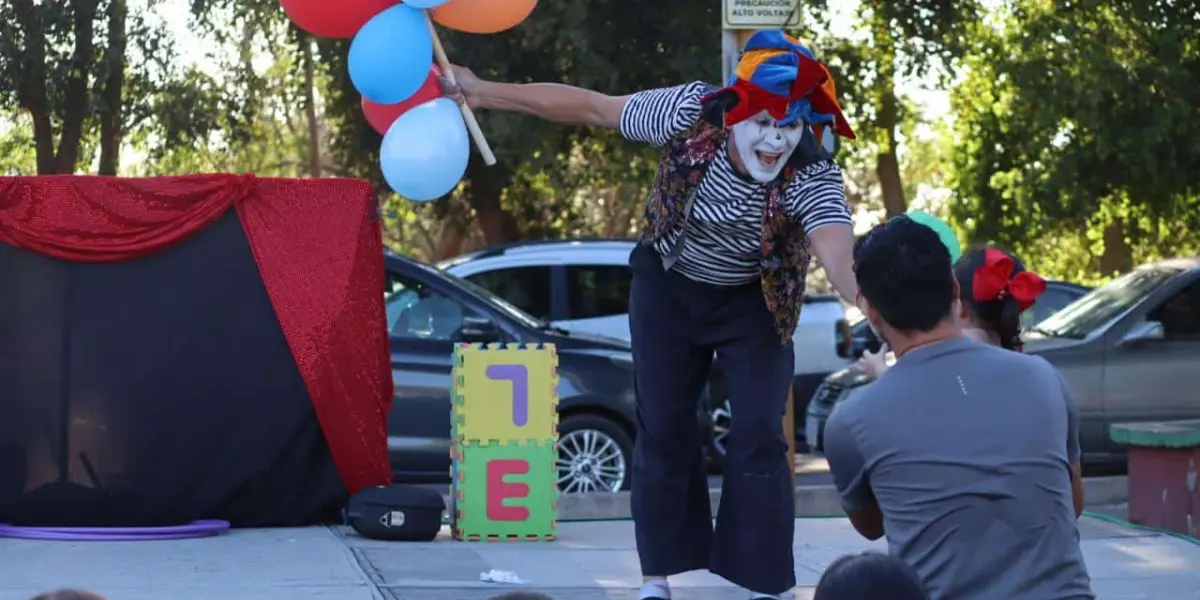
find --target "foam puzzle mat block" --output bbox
[452,343,558,444]
[452,439,558,541]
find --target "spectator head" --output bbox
[953,245,1046,352]
[814,552,930,600]
[30,591,107,600]
[853,216,959,348]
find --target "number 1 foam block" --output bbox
[451,343,558,541]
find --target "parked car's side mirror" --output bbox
[1121,320,1165,345]
[460,315,502,344]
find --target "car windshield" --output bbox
[408,260,546,330]
[1032,266,1182,340]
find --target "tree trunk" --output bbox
[433,220,468,261]
[872,16,906,218]
[12,0,57,174]
[1100,218,1133,276]
[465,154,520,245]
[301,35,322,178]
[56,0,99,174]
[98,0,127,176]
[875,80,906,217]
[876,148,906,217]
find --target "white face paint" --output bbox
[730,110,805,182]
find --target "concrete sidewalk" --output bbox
[2,516,1198,600]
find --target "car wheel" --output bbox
[556,414,633,494]
[706,396,731,474]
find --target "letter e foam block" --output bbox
[452,440,557,541]
[452,343,558,443]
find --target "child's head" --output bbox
[814,552,929,600]
[30,591,107,600]
[953,246,1046,351]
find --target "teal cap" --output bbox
[900,210,961,263]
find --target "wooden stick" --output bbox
[424,12,497,166]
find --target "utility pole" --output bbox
[720,0,802,480]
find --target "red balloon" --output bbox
[361,65,444,135]
[279,0,400,39]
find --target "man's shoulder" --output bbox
[947,343,1067,394]
[973,344,1056,372]
[831,383,878,425]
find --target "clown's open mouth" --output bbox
[755,151,783,168]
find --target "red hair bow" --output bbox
[972,248,1047,312]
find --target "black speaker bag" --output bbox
[346,484,444,541]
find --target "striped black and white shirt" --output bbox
[619,81,853,286]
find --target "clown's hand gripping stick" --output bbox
[424,12,497,166]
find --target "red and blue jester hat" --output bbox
[705,30,856,142]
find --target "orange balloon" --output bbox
[431,0,537,34]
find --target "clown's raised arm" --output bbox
[444,65,634,131]
[449,69,733,155]
[443,67,712,148]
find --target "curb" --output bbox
[545,475,1129,521]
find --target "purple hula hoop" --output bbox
[0,519,230,541]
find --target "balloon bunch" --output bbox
[278,0,538,201]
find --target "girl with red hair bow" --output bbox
[953,246,1048,352]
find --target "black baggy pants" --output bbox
[628,243,796,594]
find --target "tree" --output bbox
[3,0,100,174]
[97,0,126,175]
[949,0,1200,281]
[0,0,210,176]
[800,0,982,218]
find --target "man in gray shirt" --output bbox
[824,217,1092,599]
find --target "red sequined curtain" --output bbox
[0,174,392,494]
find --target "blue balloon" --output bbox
[348,5,433,105]
[403,0,453,7]
[381,98,470,202]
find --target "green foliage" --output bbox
[949,0,1200,281]
[874,0,982,81]
[0,118,37,174]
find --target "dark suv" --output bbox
[383,252,713,493]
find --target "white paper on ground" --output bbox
[479,569,527,584]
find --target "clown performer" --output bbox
[445,31,860,600]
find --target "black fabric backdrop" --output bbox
[0,210,346,527]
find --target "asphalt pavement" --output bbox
[8,517,1197,599]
